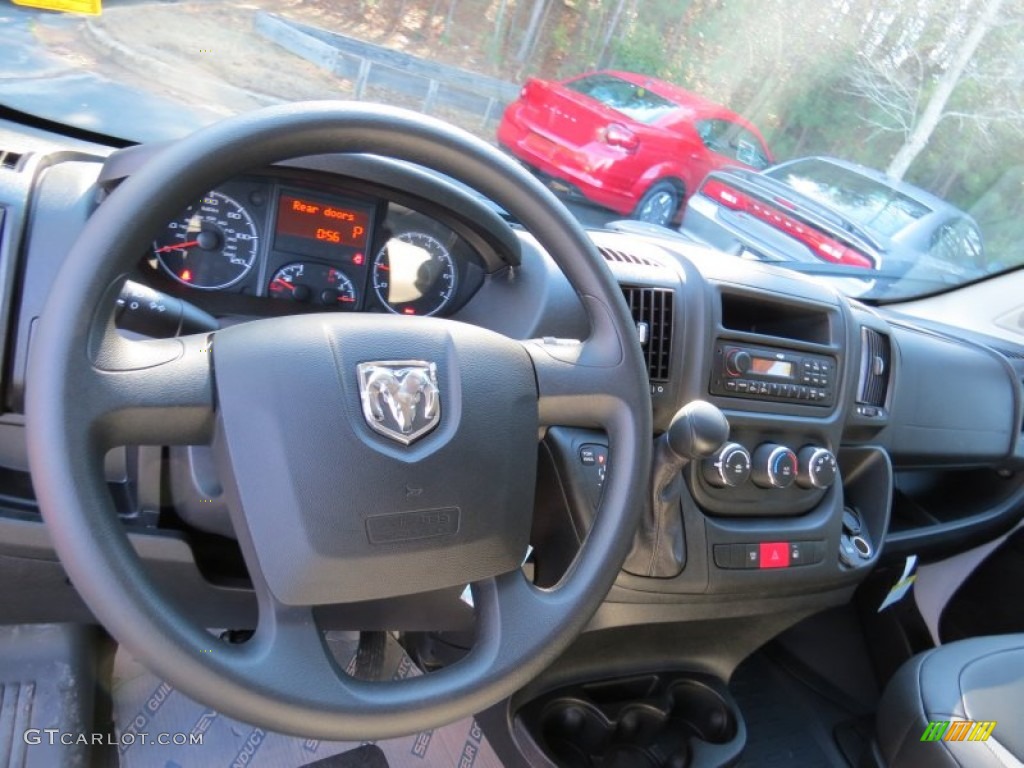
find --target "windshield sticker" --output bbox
[12,0,100,15]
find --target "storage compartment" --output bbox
[515,672,745,767]
[836,447,892,570]
[720,290,832,346]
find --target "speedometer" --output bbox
[372,232,457,316]
[153,191,259,290]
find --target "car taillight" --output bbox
[520,79,541,100]
[602,123,639,153]
[700,179,874,269]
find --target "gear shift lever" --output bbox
[623,401,729,578]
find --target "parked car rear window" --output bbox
[766,158,931,238]
[566,74,677,125]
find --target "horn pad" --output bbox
[212,313,538,605]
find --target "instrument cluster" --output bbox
[144,174,485,318]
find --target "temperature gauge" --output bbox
[268,262,358,309]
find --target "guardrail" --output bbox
[256,13,520,129]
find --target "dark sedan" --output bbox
[682,156,985,284]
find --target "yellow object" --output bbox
[12,0,101,15]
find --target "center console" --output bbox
[501,243,897,768]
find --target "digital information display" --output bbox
[750,358,794,378]
[274,192,372,261]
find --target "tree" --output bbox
[846,0,1020,179]
[515,0,553,66]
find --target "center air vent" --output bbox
[857,328,891,407]
[0,151,23,171]
[599,245,659,267]
[622,286,673,381]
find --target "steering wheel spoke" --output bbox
[80,333,215,447]
[524,295,641,430]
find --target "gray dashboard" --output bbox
[0,117,1022,631]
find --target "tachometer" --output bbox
[372,232,457,316]
[153,191,259,290]
[268,262,357,309]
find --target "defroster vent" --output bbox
[622,286,674,381]
[857,328,891,406]
[599,245,659,267]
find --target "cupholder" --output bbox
[667,680,737,744]
[519,672,743,768]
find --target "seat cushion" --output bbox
[876,634,1024,767]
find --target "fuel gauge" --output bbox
[268,262,358,309]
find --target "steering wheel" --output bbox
[25,103,652,739]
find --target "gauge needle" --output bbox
[154,240,200,254]
[270,279,293,293]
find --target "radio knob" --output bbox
[702,442,752,488]
[751,443,798,489]
[796,446,837,489]
[724,349,751,377]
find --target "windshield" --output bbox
[2,0,1021,301]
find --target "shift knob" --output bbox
[664,401,730,461]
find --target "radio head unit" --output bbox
[711,342,836,407]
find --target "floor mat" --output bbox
[300,745,390,767]
[729,652,852,768]
[111,632,503,768]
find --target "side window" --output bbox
[930,218,985,268]
[734,128,771,169]
[696,120,770,168]
[696,119,730,154]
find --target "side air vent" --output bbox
[857,328,891,407]
[0,151,23,171]
[622,286,673,381]
[599,245,659,267]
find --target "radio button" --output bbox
[724,349,752,377]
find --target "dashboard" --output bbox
[0,118,1022,634]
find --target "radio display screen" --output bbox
[751,358,794,378]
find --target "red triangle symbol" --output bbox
[771,551,779,561]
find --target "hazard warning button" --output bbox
[759,542,790,569]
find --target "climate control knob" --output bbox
[724,348,751,377]
[751,443,798,489]
[796,446,838,489]
[702,442,752,488]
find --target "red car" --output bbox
[498,70,773,226]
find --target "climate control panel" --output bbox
[701,443,835,492]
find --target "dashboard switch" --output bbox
[751,444,797,489]
[759,542,790,569]
[796,446,837,489]
[713,544,734,569]
[790,541,812,565]
[701,442,752,488]
[742,544,760,568]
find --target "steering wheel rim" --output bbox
[25,102,652,739]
